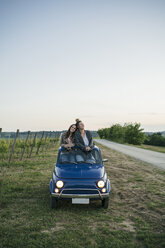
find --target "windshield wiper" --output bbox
[77,161,95,165]
[60,161,71,164]
[60,161,78,164]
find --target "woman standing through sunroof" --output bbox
[60,124,76,150]
[75,119,94,152]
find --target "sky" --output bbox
[0,0,165,132]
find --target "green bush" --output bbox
[109,124,125,143]
[124,123,146,145]
[98,123,146,145]
[144,133,165,147]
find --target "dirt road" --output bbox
[95,139,165,170]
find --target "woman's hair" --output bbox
[65,124,76,138]
[75,118,82,129]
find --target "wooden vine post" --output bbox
[29,132,37,158]
[42,133,48,152]
[8,129,19,167]
[46,132,51,151]
[36,131,44,155]
[20,131,30,161]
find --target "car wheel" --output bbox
[102,197,109,209]
[50,196,57,209]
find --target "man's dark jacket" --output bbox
[75,130,94,151]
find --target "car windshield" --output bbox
[59,149,101,165]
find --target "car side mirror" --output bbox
[102,159,108,162]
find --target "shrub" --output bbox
[98,123,146,145]
[144,133,165,147]
[124,123,146,145]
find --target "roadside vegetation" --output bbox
[127,144,165,153]
[98,123,165,152]
[98,123,146,145]
[144,132,165,147]
[0,142,164,248]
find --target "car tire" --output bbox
[50,196,57,209]
[102,197,109,209]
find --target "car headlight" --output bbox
[56,180,64,188]
[97,180,105,188]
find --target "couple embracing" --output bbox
[60,119,94,153]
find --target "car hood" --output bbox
[55,164,105,179]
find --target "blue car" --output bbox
[49,145,111,209]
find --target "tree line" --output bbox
[98,123,165,146]
[144,132,165,146]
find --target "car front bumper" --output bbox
[51,188,110,200]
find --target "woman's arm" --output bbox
[86,131,94,149]
[60,133,70,148]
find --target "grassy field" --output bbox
[0,142,165,248]
[133,144,165,153]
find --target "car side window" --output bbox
[60,151,70,163]
[91,150,101,164]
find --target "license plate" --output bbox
[72,198,89,204]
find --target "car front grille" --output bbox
[62,188,99,195]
